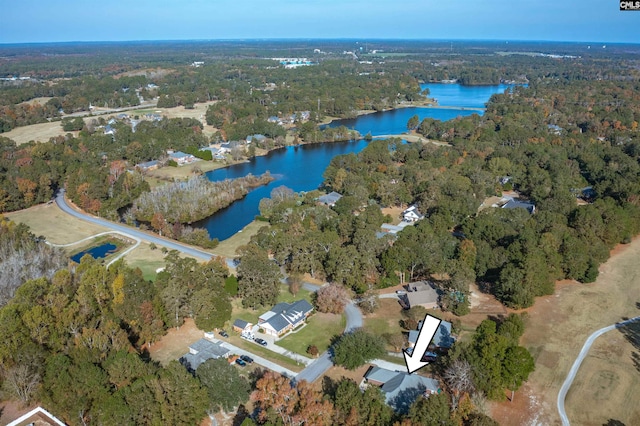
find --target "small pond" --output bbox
[71,242,118,263]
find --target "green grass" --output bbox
[277,287,312,304]
[276,313,346,355]
[364,317,403,336]
[213,221,270,258]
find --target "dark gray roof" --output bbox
[502,199,535,214]
[233,319,250,329]
[318,191,342,206]
[263,299,314,333]
[182,339,230,371]
[137,160,158,169]
[365,366,440,413]
[409,321,455,348]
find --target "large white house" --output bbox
[258,300,314,338]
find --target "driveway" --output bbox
[557,316,640,426]
[209,337,299,378]
[294,300,364,383]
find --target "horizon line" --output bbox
[1,37,638,47]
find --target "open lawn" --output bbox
[5,203,197,280]
[4,203,109,244]
[2,120,77,145]
[490,238,640,426]
[214,220,269,259]
[124,242,173,281]
[226,335,303,372]
[146,159,226,182]
[276,312,345,355]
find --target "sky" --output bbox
[0,0,638,44]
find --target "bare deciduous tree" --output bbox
[444,359,475,410]
[2,364,41,404]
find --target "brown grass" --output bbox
[491,238,640,426]
[214,221,269,258]
[4,203,108,244]
[3,120,79,145]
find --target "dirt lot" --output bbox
[147,318,204,366]
[491,238,640,426]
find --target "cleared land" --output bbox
[4,203,109,244]
[213,221,270,259]
[491,238,640,426]
[3,100,218,145]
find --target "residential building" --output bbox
[402,205,424,222]
[258,300,314,338]
[233,319,253,334]
[180,338,230,372]
[246,134,267,144]
[400,281,439,309]
[363,366,440,412]
[136,160,159,172]
[408,320,455,350]
[6,406,66,426]
[501,198,536,214]
[317,191,343,207]
[169,151,196,166]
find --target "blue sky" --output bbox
[0,0,638,44]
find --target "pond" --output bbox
[71,242,118,263]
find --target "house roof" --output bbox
[170,151,193,159]
[380,224,404,234]
[7,406,66,426]
[364,365,400,384]
[502,199,535,214]
[408,321,455,349]
[182,339,230,371]
[261,299,314,333]
[136,160,158,169]
[364,366,440,412]
[318,191,342,206]
[404,281,439,308]
[233,319,250,329]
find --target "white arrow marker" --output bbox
[403,314,442,374]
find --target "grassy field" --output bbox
[490,238,640,425]
[4,203,109,244]
[145,160,226,182]
[214,220,270,259]
[276,312,345,355]
[123,242,173,281]
[2,120,78,145]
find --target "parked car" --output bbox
[235,358,247,367]
[219,330,229,338]
[240,355,254,364]
[254,338,268,346]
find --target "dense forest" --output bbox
[1,40,640,425]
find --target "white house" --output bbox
[402,205,424,222]
[258,300,314,338]
[169,151,196,166]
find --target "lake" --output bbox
[420,82,515,108]
[199,83,511,241]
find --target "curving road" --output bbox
[557,316,640,426]
[295,300,364,384]
[55,190,215,261]
[56,189,367,383]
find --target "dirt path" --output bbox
[492,238,640,425]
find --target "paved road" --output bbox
[55,190,216,261]
[557,316,640,426]
[295,300,364,384]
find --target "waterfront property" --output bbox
[169,151,196,165]
[317,191,342,207]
